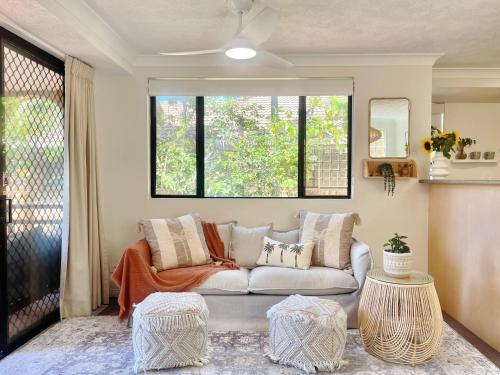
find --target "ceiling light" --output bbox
[225,38,256,60]
[225,47,256,60]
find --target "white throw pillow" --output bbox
[271,229,299,244]
[216,221,236,258]
[139,213,211,271]
[256,236,314,270]
[230,224,272,268]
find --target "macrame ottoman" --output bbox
[266,295,347,373]
[132,292,209,373]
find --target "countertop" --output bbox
[419,179,500,185]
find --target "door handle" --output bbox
[6,198,12,224]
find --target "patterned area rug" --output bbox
[0,316,498,374]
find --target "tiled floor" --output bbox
[100,298,499,369]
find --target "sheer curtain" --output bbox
[60,56,109,318]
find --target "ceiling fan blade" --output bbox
[160,49,224,56]
[239,7,279,46]
[254,51,294,69]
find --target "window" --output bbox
[305,96,350,196]
[151,95,351,198]
[204,96,298,197]
[153,96,197,196]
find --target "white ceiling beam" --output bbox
[134,53,444,68]
[433,68,500,88]
[0,13,65,60]
[35,0,135,73]
[279,53,443,67]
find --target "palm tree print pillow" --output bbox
[256,237,314,270]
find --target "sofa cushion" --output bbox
[248,266,358,295]
[230,224,273,268]
[193,268,250,295]
[271,229,299,244]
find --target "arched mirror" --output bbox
[369,98,410,158]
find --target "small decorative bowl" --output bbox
[484,152,496,160]
[469,151,481,160]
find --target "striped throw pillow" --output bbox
[299,211,360,269]
[139,214,211,271]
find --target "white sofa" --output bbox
[193,237,372,329]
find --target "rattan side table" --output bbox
[358,269,443,365]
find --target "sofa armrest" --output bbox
[351,238,373,290]
[111,239,153,288]
[128,239,153,267]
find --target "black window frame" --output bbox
[150,95,352,199]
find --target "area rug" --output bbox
[0,316,498,374]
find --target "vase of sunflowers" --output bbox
[421,127,459,179]
[429,152,450,179]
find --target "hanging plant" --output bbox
[378,163,395,196]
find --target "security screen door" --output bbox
[0,27,64,358]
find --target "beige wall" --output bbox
[444,103,500,179]
[93,65,432,276]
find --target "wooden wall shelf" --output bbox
[451,158,498,164]
[363,159,417,179]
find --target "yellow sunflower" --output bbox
[453,130,460,147]
[421,137,433,154]
[438,131,449,138]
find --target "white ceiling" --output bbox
[0,0,128,70]
[1,0,500,71]
[85,0,500,67]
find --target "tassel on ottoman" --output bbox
[266,295,347,373]
[132,292,209,373]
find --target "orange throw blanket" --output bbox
[111,222,239,320]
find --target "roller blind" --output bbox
[148,78,354,96]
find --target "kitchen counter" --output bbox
[419,179,500,185]
[427,181,500,351]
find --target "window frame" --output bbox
[150,95,352,199]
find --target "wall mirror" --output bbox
[369,98,410,158]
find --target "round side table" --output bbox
[358,269,443,365]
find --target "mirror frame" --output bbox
[368,97,410,159]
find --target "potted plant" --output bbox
[421,127,459,179]
[378,163,395,196]
[383,233,412,278]
[455,137,476,159]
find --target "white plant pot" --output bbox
[383,250,413,278]
[429,151,450,179]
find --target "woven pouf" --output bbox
[132,292,209,373]
[266,295,347,374]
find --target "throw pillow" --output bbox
[216,221,237,258]
[139,213,211,271]
[230,224,272,268]
[256,236,314,270]
[299,211,360,269]
[271,228,299,244]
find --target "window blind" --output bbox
[148,78,354,96]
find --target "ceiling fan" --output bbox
[160,0,293,68]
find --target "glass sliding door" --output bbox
[0,27,64,357]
